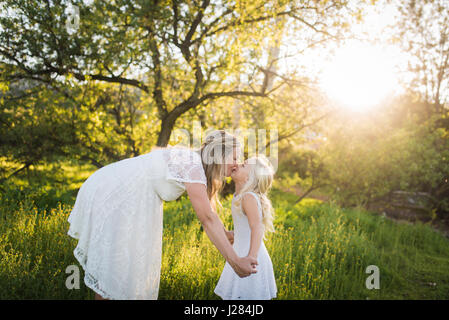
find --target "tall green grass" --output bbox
[1,188,448,300]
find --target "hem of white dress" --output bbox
[214,288,226,300]
[82,273,116,300]
[70,242,119,300]
[67,227,80,240]
[214,288,277,300]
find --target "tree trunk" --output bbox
[156,115,177,147]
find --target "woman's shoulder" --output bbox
[164,146,202,163]
[164,146,206,186]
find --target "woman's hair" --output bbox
[197,130,240,210]
[235,155,275,236]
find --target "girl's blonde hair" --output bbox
[197,130,240,210]
[235,155,275,235]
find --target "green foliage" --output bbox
[394,0,449,111]
[274,147,329,203]
[0,83,76,166]
[0,0,448,300]
[1,186,448,299]
[0,200,93,299]
[0,0,359,154]
[319,99,449,215]
[0,158,95,213]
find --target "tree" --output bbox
[318,95,449,217]
[389,0,449,216]
[394,0,449,118]
[0,0,362,150]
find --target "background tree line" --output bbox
[0,0,448,219]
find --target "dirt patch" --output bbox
[284,187,449,239]
[367,209,449,240]
[367,191,449,239]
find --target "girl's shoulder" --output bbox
[242,191,260,202]
[233,191,260,204]
[233,191,259,199]
[234,192,262,214]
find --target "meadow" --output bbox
[1,163,448,300]
[1,0,449,302]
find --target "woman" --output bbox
[67,130,257,300]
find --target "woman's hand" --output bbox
[230,256,258,278]
[225,230,234,245]
[186,183,248,276]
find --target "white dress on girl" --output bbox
[214,192,277,300]
[67,147,207,300]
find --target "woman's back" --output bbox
[67,147,206,299]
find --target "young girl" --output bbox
[214,155,277,300]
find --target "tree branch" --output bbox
[184,0,210,45]
[265,111,332,149]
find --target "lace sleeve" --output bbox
[165,148,207,186]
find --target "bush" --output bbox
[320,111,449,217]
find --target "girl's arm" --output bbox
[224,226,234,244]
[185,183,257,277]
[242,193,264,260]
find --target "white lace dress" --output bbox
[214,192,277,300]
[67,147,207,300]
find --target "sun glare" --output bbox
[319,42,399,112]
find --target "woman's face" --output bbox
[224,147,240,177]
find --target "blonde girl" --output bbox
[214,155,277,300]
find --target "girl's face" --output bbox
[231,160,252,183]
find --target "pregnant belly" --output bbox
[153,177,186,201]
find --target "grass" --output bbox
[1,194,448,299]
[1,161,449,299]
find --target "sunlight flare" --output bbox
[319,42,399,112]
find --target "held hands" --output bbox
[224,229,257,277]
[231,255,258,278]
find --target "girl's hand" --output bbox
[247,254,258,260]
[225,230,234,245]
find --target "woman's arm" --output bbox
[185,183,257,277]
[242,194,264,260]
